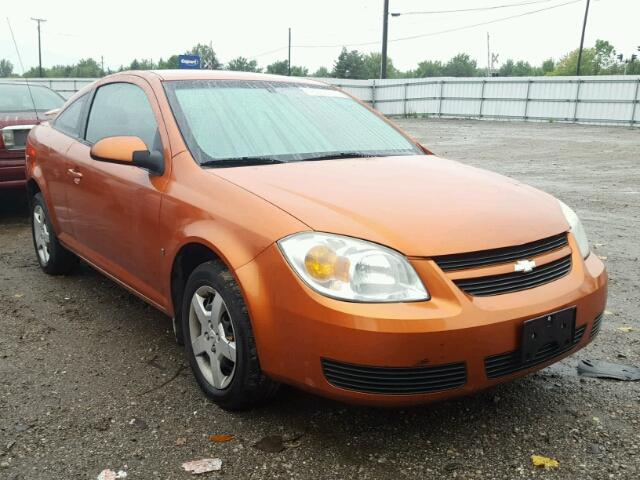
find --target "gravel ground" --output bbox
[1,119,638,479]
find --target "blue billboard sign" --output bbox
[178,55,201,69]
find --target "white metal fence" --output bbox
[6,75,640,126]
[324,76,640,126]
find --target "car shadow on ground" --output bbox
[0,190,29,223]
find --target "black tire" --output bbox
[182,260,278,410]
[31,192,78,275]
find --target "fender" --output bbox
[26,163,61,229]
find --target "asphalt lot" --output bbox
[1,118,638,479]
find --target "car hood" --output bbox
[212,155,569,257]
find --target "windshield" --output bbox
[164,80,422,166]
[0,84,64,112]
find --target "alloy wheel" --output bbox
[33,205,51,265]
[189,285,237,389]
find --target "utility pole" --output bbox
[101,56,104,75]
[288,27,291,76]
[380,0,389,79]
[31,17,46,77]
[487,33,491,77]
[576,0,591,76]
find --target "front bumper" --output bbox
[0,151,26,189]
[236,237,607,406]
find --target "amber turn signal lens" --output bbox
[304,245,337,281]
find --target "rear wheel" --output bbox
[182,261,278,410]
[31,193,77,275]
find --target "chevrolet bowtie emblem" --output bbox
[514,259,536,273]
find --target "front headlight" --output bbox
[278,232,429,302]
[559,201,590,259]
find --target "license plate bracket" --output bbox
[521,307,576,363]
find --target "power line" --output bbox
[248,46,288,59]
[293,0,582,49]
[393,0,554,16]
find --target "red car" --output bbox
[0,82,65,189]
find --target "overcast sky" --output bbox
[1,0,638,74]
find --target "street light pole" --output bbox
[576,0,590,76]
[288,27,291,76]
[380,0,389,79]
[31,17,46,77]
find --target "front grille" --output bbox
[321,359,467,395]
[590,313,603,339]
[454,255,572,297]
[485,325,586,378]
[433,233,568,271]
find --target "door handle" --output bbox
[67,168,83,184]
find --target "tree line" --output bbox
[1,39,638,79]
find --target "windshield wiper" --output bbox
[200,156,285,168]
[296,152,387,162]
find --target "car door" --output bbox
[64,79,171,309]
[38,93,90,240]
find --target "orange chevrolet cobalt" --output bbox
[26,71,607,410]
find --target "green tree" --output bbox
[363,52,398,79]
[312,66,330,77]
[414,60,444,77]
[136,59,156,70]
[552,48,595,75]
[626,59,640,75]
[188,43,222,70]
[0,59,14,77]
[552,39,618,76]
[332,48,367,79]
[498,59,515,76]
[226,56,261,72]
[443,53,478,77]
[23,59,102,78]
[157,56,179,69]
[290,65,308,76]
[266,60,288,75]
[266,60,307,76]
[541,58,555,75]
[23,66,43,77]
[512,60,533,76]
[75,58,103,77]
[593,39,617,74]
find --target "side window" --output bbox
[53,94,88,138]
[85,83,160,151]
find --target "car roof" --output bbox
[114,69,327,87]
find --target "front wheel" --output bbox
[31,192,78,275]
[181,261,278,410]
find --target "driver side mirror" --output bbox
[90,136,164,175]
